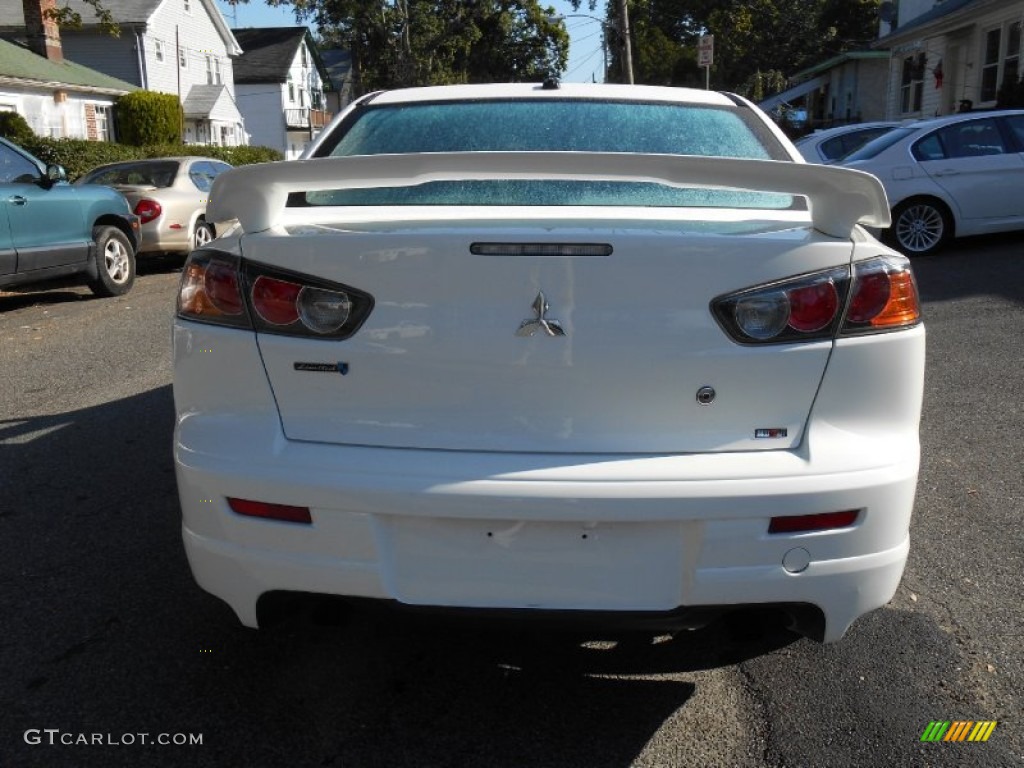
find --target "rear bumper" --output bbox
[174,319,923,643]
[176,417,917,643]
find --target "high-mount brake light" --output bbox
[176,250,374,339]
[712,255,920,345]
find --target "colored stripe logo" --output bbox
[921,721,997,742]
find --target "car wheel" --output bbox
[887,198,952,256]
[193,221,215,250]
[88,225,136,297]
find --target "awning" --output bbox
[758,76,826,112]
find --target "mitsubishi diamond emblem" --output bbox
[516,291,565,337]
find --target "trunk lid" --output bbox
[244,212,853,453]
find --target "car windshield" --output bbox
[301,99,797,209]
[843,127,918,161]
[79,161,179,188]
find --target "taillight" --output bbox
[713,266,849,344]
[134,198,162,223]
[712,255,921,344]
[176,249,373,339]
[841,255,921,334]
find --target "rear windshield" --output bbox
[299,99,797,209]
[79,161,179,188]
[842,127,917,162]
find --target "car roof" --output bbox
[367,82,741,107]
[897,108,1024,133]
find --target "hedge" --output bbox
[116,91,182,145]
[21,138,283,181]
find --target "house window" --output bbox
[179,46,188,69]
[301,45,308,68]
[980,20,1023,104]
[94,105,114,142]
[155,40,164,62]
[299,87,306,107]
[206,55,214,84]
[900,53,925,113]
[1004,21,1022,91]
[214,58,222,85]
[981,28,1002,102]
[288,74,295,103]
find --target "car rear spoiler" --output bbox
[208,152,891,239]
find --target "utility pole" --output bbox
[617,0,634,84]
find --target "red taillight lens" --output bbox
[204,260,244,315]
[134,198,162,223]
[227,497,312,525]
[252,276,301,325]
[787,281,839,333]
[769,510,859,534]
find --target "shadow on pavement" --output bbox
[0,385,798,768]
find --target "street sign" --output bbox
[698,35,714,68]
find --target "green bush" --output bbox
[20,137,282,181]
[116,91,183,145]
[0,111,35,145]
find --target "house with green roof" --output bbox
[0,35,135,141]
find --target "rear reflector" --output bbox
[228,497,312,524]
[769,510,859,534]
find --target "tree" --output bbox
[601,0,879,95]
[230,0,567,93]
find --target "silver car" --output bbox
[76,157,231,255]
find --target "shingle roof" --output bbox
[0,36,136,93]
[182,84,226,116]
[232,27,307,84]
[0,0,164,26]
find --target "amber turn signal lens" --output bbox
[870,269,920,328]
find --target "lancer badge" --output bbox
[516,291,565,337]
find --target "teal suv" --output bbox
[0,137,141,297]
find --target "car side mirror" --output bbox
[45,164,68,183]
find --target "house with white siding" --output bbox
[231,27,333,159]
[876,0,1024,119]
[760,0,1024,129]
[0,33,135,140]
[0,0,247,146]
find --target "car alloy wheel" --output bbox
[104,235,132,283]
[193,222,215,250]
[892,200,948,256]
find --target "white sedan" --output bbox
[842,109,1024,255]
[173,83,924,643]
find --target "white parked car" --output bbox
[173,83,924,643]
[841,109,1024,255]
[795,121,900,164]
